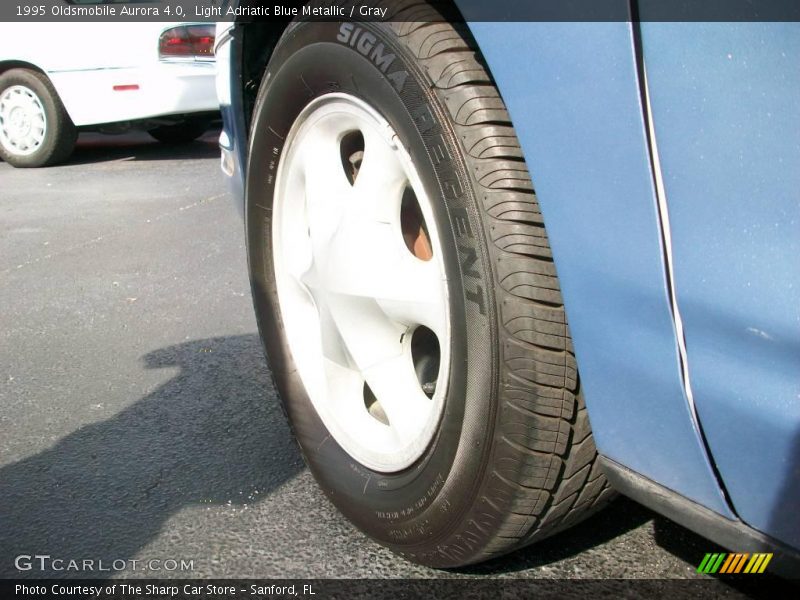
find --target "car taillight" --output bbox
[159,25,215,59]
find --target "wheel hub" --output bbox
[9,107,31,136]
[271,94,451,472]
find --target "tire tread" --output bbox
[393,15,614,565]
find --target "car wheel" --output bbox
[246,13,614,567]
[148,117,211,144]
[0,68,77,168]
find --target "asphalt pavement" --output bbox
[0,131,772,594]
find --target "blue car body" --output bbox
[217,6,800,567]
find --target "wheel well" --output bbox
[239,21,292,137]
[237,2,475,140]
[0,60,48,78]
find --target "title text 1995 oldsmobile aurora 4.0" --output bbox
[215,1,800,574]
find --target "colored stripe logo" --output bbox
[697,552,773,574]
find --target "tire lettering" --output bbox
[465,285,486,315]
[459,246,480,280]
[349,27,361,48]
[386,70,407,93]
[442,178,464,200]
[356,31,377,55]
[370,43,396,73]
[336,22,354,43]
[451,207,472,238]
[430,134,451,165]
[337,23,408,93]
[459,245,486,315]
[411,104,436,134]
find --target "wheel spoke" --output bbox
[317,216,448,339]
[374,258,448,340]
[362,353,433,442]
[302,128,353,252]
[320,296,432,443]
[316,299,358,369]
[323,288,406,371]
[323,358,375,429]
[351,125,408,225]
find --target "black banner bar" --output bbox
[2,1,800,23]
[2,578,796,600]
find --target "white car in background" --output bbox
[0,22,218,167]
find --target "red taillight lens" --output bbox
[186,25,215,57]
[159,25,215,59]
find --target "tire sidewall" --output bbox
[245,21,496,558]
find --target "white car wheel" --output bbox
[0,69,76,168]
[272,93,451,472]
[0,85,47,157]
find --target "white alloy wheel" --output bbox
[271,93,451,473]
[0,85,47,157]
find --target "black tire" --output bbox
[0,68,77,168]
[148,117,211,144]
[246,10,614,568]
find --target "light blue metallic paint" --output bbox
[217,31,247,214]
[461,18,734,517]
[639,22,800,548]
